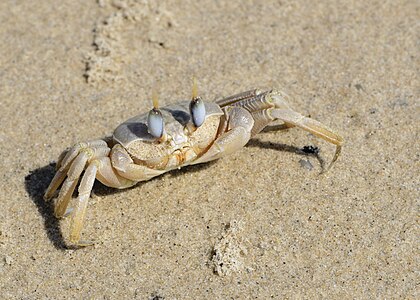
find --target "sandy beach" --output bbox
[0,0,418,298]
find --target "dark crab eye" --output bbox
[190,97,206,127]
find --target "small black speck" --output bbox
[302,145,319,154]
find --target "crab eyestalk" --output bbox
[189,77,206,128]
[147,89,165,139]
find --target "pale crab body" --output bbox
[113,101,224,173]
[44,89,343,246]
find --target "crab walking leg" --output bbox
[43,149,74,200]
[254,108,343,170]
[58,140,108,169]
[193,106,254,164]
[249,110,278,136]
[69,162,98,246]
[54,152,89,218]
[55,149,69,170]
[221,89,343,170]
[218,90,302,135]
[54,144,112,217]
[216,89,263,107]
[44,140,109,200]
[44,149,80,200]
[44,169,69,201]
[216,90,294,136]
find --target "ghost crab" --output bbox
[44,82,343,246]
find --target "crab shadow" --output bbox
[25,139,322,250]
[247,138,325,169]
[24,160,217,250]
[25,163,67,250]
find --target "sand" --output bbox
[0,0,418,298]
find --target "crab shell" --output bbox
[113,101,224,170]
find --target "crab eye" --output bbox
[190,97,206,127]
[147,108,164,138]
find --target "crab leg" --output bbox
[270,109,343,169]
[44,140,109,200]
[67,156,136,246]
[52,142,111,218]
[54,152,89,218]
[216,89,290,136]
[44,169,69,201]
[246,91,343,170]
[55,149,69,170]
[43,149,73,201]
[44,148,79,200]
[216,89,263,107]
[69,162,98,246]
[217,89,343,170]
[193,106,254,164]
